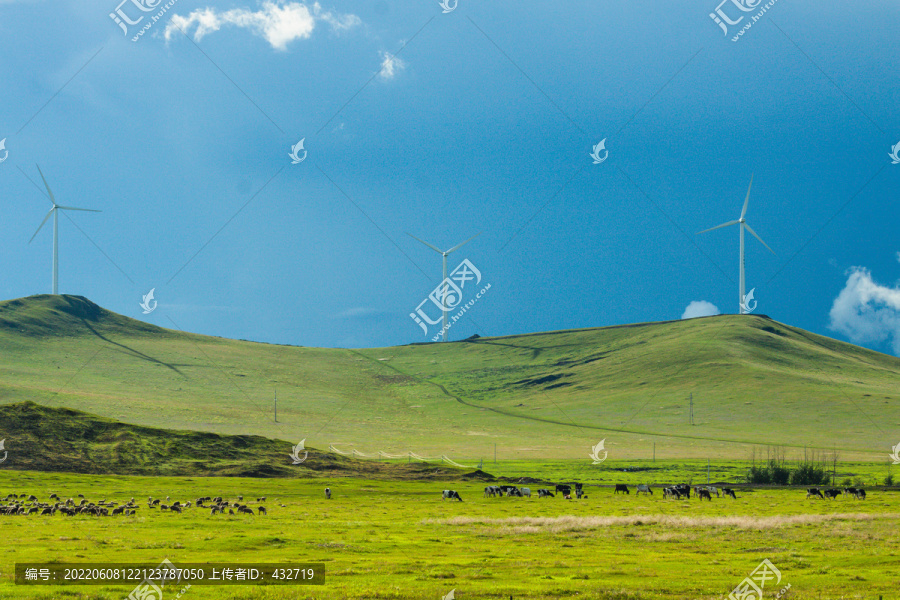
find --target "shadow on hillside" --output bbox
[64,297,187,377]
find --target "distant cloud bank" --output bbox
[165,1,360,51]
[681,300,720,319]
[829,266,900,355]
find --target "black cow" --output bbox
[824,489,841,499]
[442,490,462,502]
[555,484,571,496]
[674,484,691,499]
[698,489,712,501]
[614,484,629,495]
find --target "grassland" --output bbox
[1,295,898,462]
[0,470,897,600]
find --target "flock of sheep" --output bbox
[1,488,338,517]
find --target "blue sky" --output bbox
[1,0,899,352]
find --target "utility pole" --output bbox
[689,393,694,426]
[274,389,277,423]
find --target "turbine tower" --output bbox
[697,174,775,314]
[407,232,481,341]
[28,165,100,295]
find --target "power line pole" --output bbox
[689,393,694,426]
[274,389,277,423]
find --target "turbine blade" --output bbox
[697,220,739,235]
[29,208,54,243]
[743,223,775,255]
[406,233,443,254]
[56,206,101,212]
[446,232,482,254]
[740,174,753,220]
[36,165,56,206]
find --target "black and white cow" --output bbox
[824,489,841,499]
[636,484,652,495]
[722,488,737,499]
[806,488,824,499]
[442,490,463,502]
[537,489,555,498]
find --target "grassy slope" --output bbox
[0,295,898,461]
[0,401,477,480]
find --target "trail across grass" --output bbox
[0,470,896,599]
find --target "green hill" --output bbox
[0,401,476,479]
[0,294,897,461]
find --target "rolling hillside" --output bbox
[0,295,897,461]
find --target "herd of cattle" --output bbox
[442,483,870,502]
[0,492,282,516]
[806,487,867,500]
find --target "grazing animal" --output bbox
[614,484,630,495]
[722,488,737,499]
[843,487,859,497]
[555,484,571,496]
[238,496,243,501]
[537,489,554,498]
[806,488,824,499]
[239,506,254,515]
[112,506,125,515]
[674,484,691,499]
[636,484,652,495]
[152,499,160,506]
[325,488,332,499]
[564,494,572,500]
[663,487,681,499]
[824,489,841,499]
[855,489,866,500]
[442,490,463,502]
[520,487,531,498]
[210,507,219,515]
[258,506,267,515]
[574,483,584,498]
[698,489,712,501]
[229,508,235,515]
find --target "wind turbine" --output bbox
[407,232,481,342]
[697,174,775,314]
[28,165,100,295]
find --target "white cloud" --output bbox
[829,266,900,355]
[681,300,720,319]
[165,1,360,51]
[378,51,405,80]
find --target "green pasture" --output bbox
[1,295,899,461]
[0,470,897,600]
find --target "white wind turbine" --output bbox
[28,165,101,295]
[407,232,481,342]
[697,174,775,314]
